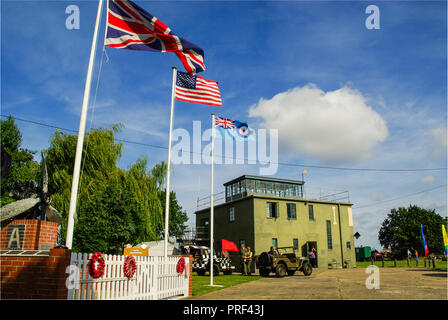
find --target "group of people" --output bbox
[239,243,318,274]
[239,243,254,275]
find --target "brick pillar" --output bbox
[1,219,59,250]
[1,248,71,299]
[182,254,193,297]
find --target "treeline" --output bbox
[1,116,188,254]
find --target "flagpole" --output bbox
[164,67,177,259]
[205,113,222,288]
[210,113,215,285]
[65,0,104,249]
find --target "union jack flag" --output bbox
[105,0,205,76]
[214,116,235,129]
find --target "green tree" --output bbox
[0,116,40,206]
[378,205,447,258]
[158,190,189,240]
[45,126,188,254]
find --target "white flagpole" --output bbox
[66,0,104,249]
[210,113,215,285]
[164,67,177,259]
[204,114,222,288]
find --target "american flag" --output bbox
[175,71,222,107]
[105,0,205,76]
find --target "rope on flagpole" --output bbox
[79,0,109,212]
[79,46,107,194]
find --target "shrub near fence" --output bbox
[67,253,191,300]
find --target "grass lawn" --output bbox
[356,259,448,269]
[192,274,263,296]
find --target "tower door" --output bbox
[302,241,318,268]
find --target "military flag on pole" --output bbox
[214,115,253,141]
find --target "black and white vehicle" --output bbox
[180,244,235,276]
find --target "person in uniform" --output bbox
[239,243,247,275]
[245,246,253,275]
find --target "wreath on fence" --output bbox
[176,257,186,275]
[123,256,137,279]
[88,252,105,279]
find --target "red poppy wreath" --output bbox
[88,252,105,279]
[176,257,186,275]
[123,256,137,279]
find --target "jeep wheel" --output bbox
[287,269,296,276]
[258,252,272,267]
[197,269,206,276]
[275,264,287,278]
[259,268,270,277]
[302,263,313,276]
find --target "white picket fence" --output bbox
[67,253,190,300]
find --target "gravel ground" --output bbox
[185,267,447,300]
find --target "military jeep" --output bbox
[255,246,313,277]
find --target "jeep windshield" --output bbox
[276,247,296,254]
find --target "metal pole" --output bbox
[66,0,104,249]
[210,113,215,285]
[164,67,177,259]
[337,204,344,268]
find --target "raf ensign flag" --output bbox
[214,116,253,141]
[105,0,205,76]
[175,71,222,107]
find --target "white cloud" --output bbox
[428,127,447,160]
[421,175,436,186]
[248,84,388,163]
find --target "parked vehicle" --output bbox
[371,250,383,260]
[355,246,371,261]
[255,246,312,277]
[180,244,235,276]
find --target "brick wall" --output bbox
[182,254,193,297]
[1,248,71,299]
[1,219,59,250]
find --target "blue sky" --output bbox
[2,0,447,250]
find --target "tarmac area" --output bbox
[188,268,447,300]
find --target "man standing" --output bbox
[240,243,247,275]
[245,246,253,276]
[415,250,419,266]
[407,249,412,267]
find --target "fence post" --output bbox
[182,254,193,297]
